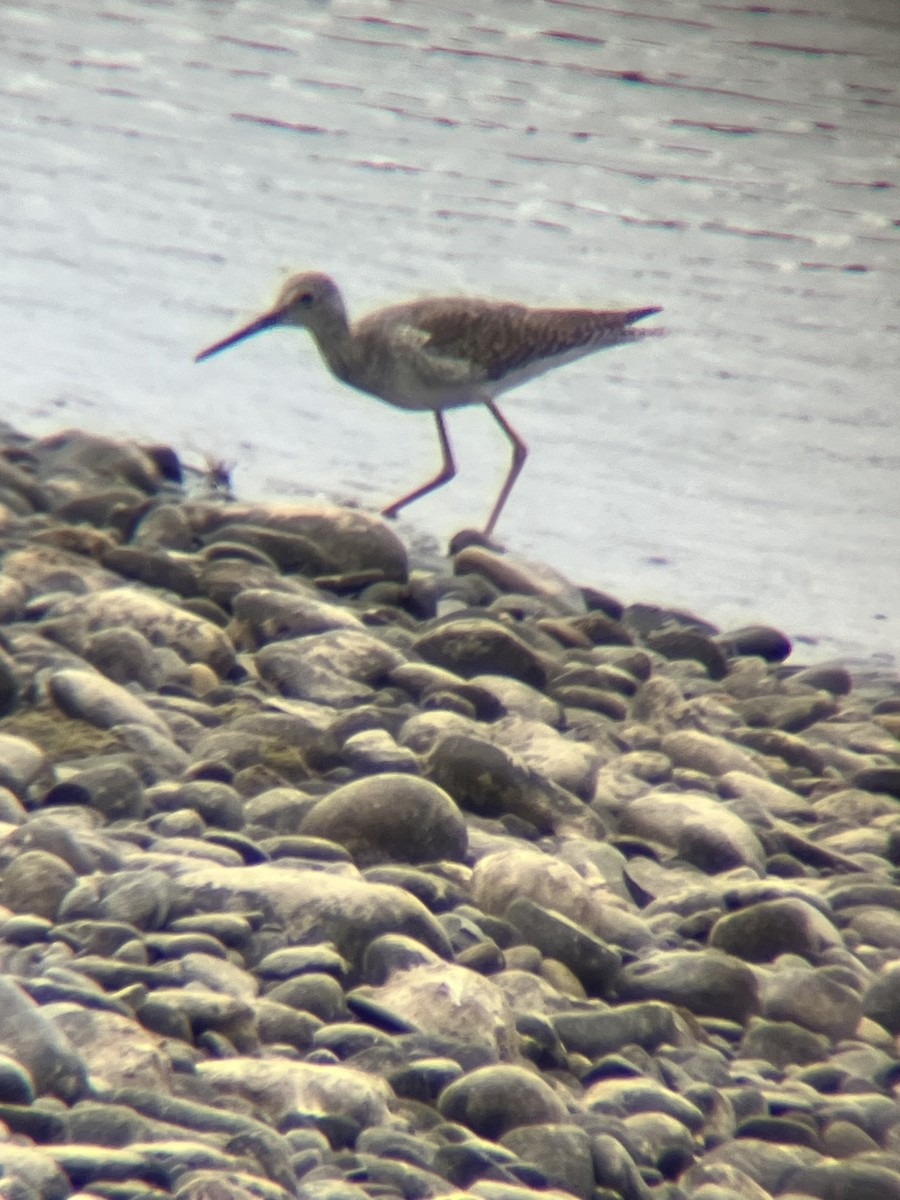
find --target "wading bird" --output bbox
[195,271,663,535]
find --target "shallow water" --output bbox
[2,0,898,664]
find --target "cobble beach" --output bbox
[0,425,898,1199]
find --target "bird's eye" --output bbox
[299,292,314,305]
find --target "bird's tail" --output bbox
[622,307,666,342]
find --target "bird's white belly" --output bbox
[363,363,491,413]
[363,347,590,413]
[371,384,488,413]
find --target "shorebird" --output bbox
[195,272,663,535]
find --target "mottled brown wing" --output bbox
[393,299,660,382]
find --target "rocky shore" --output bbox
[0,424,898,1200]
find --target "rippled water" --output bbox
[2,0,898,663]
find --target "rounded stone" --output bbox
[739,1018,830,1068]
[709,898,842,963]
[0,734,48,797]
[84,627,159,688]
[98,867,173,929]
[299,773,466,866]
[265,972,347,1022]
[619,791,765,872]
[553,1001,689,1058]
[426,735,577,832]
[49,668,171,736]
[0,1054,35,1104]
[437,1063,568,1137]
[361,934,444,985]
[661,730,767,778]
[788,1162,900,1200]
[191,501,408,580]
[500,1123,595,1199]
[505,897,620,996]
[0,649,21,718]
[0,975,87,1101]
[716,625,792,661]
[414,617,549,687]
[0,850,76,920]
[646,628,729,679]
[45,761,146,822]
[358,960,518,1060]
[583,1075,705,1130]
[862,962,900,1035]
[761,967,863,1041]
[471,848,601,932]
[616,949,760,1023]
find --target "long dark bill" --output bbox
[194,308,284,362]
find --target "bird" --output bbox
[194,271,663,536]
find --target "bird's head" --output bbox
[195,271,346,362]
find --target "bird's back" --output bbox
[349,297,661,410]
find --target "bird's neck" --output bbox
[307,310,362,388]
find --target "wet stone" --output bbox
[739,1018,830,1069]
[500,1123,595,1199]
[615,950,760,1023]
[265,973,347,1022]
[787,1161,900,1200]
[49,668,172,737]
[437,1063,568,1138]
[414,617,549,687]
[645,627,729,680]
[553,1002,691,1058]
[149,780,245,830]
[341,728,420,774]
[715,625,793,662]
[760,965,863,1041]
[299,773,467,866]
[100,545,200,597]
[0,649,22,718]
[505,898,620,995]
[735,690,838,733]
[660,731,766,779]
[426,735,580,832]
[204,523,336,574]
[861,962,900,1034]
[0,1055,36,1105]
[0,850,76,921]
[0,733,49,797]
[45,760,146,821]
[709,897,843,963]
[0,975,87,1101]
